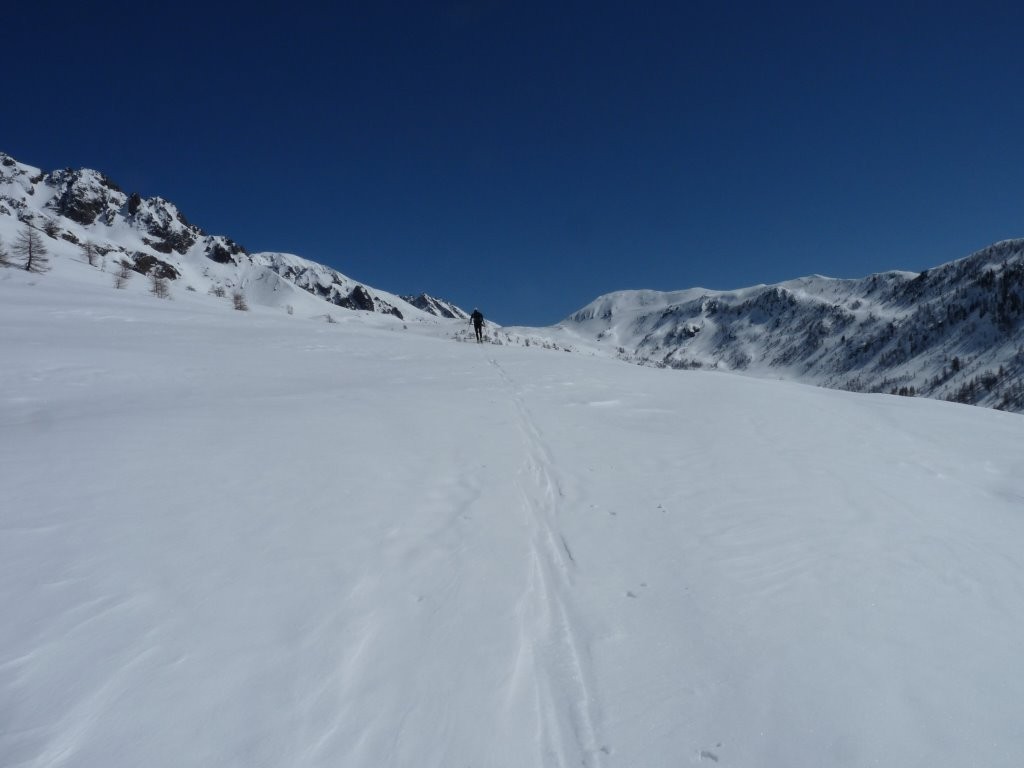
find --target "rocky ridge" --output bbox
[0,152,459,321]
[560,241,1024,411]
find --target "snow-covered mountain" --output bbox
[558,241,1024,412]
[5,149,1024,414]
[0,151,464,321]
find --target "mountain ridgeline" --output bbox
[2,151,1023,413]
[0,152,462,322]
[562,242,1024,412]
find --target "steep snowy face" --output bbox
[561,242,1024,412]
[0,151,465,323]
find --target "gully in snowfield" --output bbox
[470,308,484,343]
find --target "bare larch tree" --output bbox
[12,226,50,273]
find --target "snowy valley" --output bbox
[3,219,1024,766]
[4,150,1024,414]
[3,152,1024,766]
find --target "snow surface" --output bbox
[3,261,1024,767]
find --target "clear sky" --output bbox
[6,1,1024,325]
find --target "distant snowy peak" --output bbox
[568,288,712,326]
[561,240,1024,412]
[0,151,468,322]
[401,293,471,320]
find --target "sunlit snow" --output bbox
[2,260,1024,767]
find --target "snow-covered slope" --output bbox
[556,241,1024,412]
[7,149,1022,414]
[3,257,1024,768]
[0,151,464,322]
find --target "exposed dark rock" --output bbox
[401,293,467,319]
[45,168,126,226]
[339,284,376,312]
[205,237,246,264]
[144,237,174,254]
[129,197,199,254]
[131,252,180,280]
[375,299,404,319]
[165,230,197,254]
[331,286,402,318]
[60,194,105,225]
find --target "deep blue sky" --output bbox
[6,1,1024,325]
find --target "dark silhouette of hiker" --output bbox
[470,308,484,343]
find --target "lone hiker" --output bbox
[470,308,484,343]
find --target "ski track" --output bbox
[490,358,604,768]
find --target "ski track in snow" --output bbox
[490,358,605,768]
[6,265,1024,767]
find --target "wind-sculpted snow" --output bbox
[3,266,1024,767]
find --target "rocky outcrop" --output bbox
[336,285,403,318]
[130,252,180,280]
[401,293,469,319]
[338,284,376,312]
[0,151,455,323]
[44,168,126,226]
[129,196,201,255]
[205,236,246,264]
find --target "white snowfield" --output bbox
[3,264,1024,768]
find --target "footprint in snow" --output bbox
[697,743,723,763]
